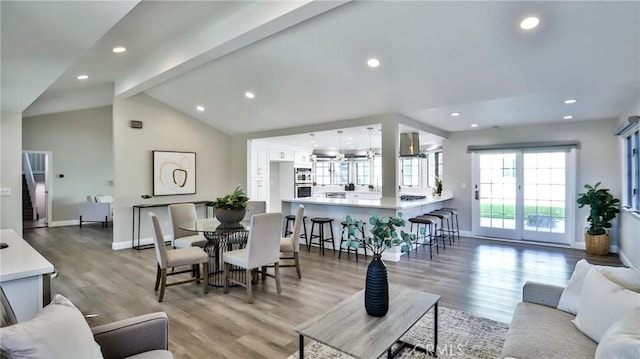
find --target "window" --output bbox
[426,151,443,188]
[624,129,640,211]
[315,161,331,185]
[356,160,371,185]
[333,161,350,185]
[373,157,382,187]
[401,158,420,186]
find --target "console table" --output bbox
[131,200,212,250]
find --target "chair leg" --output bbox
[158,268,167,302]
[154,264,161,291]
[274,262,281,294]
[246,269,254,304]
[202,262,209,295]
[294,252,301,279]
[262,266,267,281]
[223,263,229,294]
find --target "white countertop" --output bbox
[282,193,453,210]
[0,229,54,282]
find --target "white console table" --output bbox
[0,229,54,322]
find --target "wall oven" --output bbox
[295,184,312,198]
[294,167,313,184]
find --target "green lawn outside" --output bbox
[480,203,565,219]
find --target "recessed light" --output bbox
[470,124,479,128]
[76,75,88,80]
[347,137,354,141]
[520,16,540,30]
[196,106,205,112]
[563,115,573,120]
[112,47,126,53]
[450,112,461,117]
[367,58,380,68]
[564,99,577,104]
[245,92,255,99]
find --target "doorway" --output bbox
[471,149,575,245]
[22,151,52,229]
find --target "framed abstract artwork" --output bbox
[153,151,196,196]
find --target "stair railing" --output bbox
[22,152,38,219]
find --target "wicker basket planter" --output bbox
[585,232,610,255]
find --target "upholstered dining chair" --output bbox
[279,205,304,278]
[148,212,209,302]
[168,203,207,248]
[223,212,283,303]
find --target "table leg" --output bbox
[299,334,304,359]
[433,302,438,357]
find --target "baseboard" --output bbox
[462,231,620,254]
[112,235,170,250]
[618,250,636,268]
[49,220,80,227]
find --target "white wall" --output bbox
[23,106,113,224]
[443,119,620,248]
[0,111,23,233]
[112,94,230,248]
[616,96,640,267]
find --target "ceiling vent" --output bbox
[399,133,423,157]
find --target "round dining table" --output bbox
[179,219,252,287]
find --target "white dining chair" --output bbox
[168,203,207,248]
[223,212,283,303]
[279,205,304,278]
[241,200,266,227]
[148,212,209,302]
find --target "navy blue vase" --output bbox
[365,255,389,317]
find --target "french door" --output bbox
[471,149,575,244]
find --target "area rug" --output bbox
[287,307,508,359]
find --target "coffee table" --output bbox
[295,285,441,358]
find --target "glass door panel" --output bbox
[474,152,519,239]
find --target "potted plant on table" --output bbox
[342,213,414,317]
[207,185,249,226]
[576,182,620,255]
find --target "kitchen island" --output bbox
[282,192,453,261]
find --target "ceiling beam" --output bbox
[114,0,350,98]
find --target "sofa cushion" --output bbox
[557,259,640,315]
[595,307,640,359]
[0,294,103,359]
[573,269,640,343]
[501,302,597,359]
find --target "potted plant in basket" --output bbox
[576,182,620,255]
[207,185,249,225]
[342,213,414,317]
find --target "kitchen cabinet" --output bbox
[249,178,269,201]
[294,151,311,164]
[251,148,269,177]
[269,149,294,162]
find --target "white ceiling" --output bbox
[3,1,639,145]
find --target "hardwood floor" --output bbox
[23,225,621,359]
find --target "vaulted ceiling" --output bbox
[3,1,639,145]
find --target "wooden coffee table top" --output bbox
[295,285,441,359]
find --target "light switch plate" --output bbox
[0,187,11,196]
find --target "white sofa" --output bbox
[79,195,113,228]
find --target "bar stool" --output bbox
[339,221,367,262]
[408,215,439,259]
[429,210,454,247]
[439,207,460,243]
[285,214,308,245]
[309,217,335,256]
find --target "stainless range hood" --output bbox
[399,132,422,157]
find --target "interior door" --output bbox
[472,149,573,244]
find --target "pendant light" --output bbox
[335,130,345,162]
[366,127,375,160]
